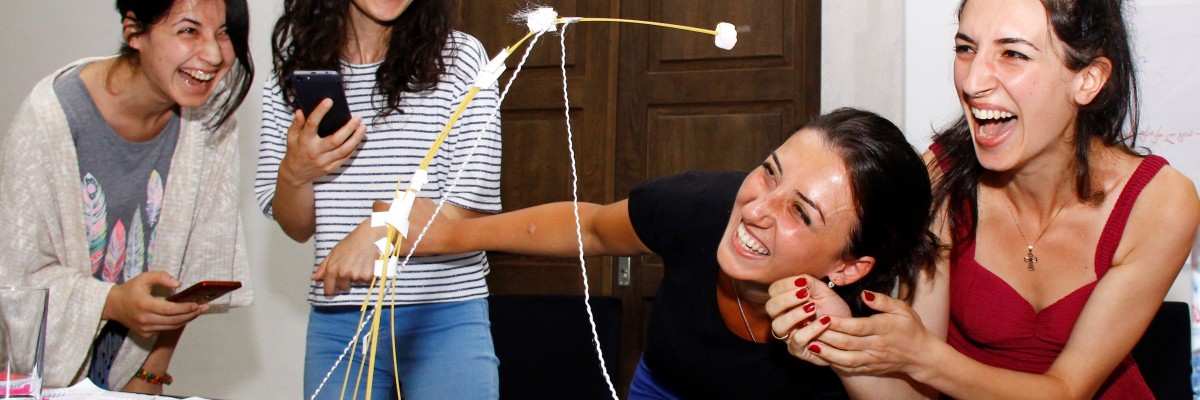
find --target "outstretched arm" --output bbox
[427,199,651,257]
[313,198,652,294]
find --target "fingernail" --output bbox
[808,344,821,354]
[794,277,807,287]
[803,302,816,313]
[820,316,831,325]
[863,290,876,301]
[795,288,809,299]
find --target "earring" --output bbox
[827,280,836,288]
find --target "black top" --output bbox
[628,171,849,399]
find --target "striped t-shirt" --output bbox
[255,31,502,306]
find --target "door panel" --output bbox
[461,1,619,298]
[461,1,819,397]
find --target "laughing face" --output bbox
[716,129,859,285]
[127,0,233,109]
[954,0,1088,172]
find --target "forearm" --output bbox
[441,201,644,257]
[271,164,317,242]
[840,374,935,400]
[121,328,182,394]
[140,328,181,373]
[912,340,1074,400]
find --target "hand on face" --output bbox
[279,103,367,185]
[797,290,935,376]
[765,274,847,364]
[104,271,207,338]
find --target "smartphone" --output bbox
[292,70,353,138]
[167,280,242,304]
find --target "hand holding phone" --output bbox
[167,280,242,304]
[292,70,353,138]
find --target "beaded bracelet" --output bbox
[133,368,173,385]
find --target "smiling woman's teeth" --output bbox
[971,107,1014,120]
[736,224,769,256]
[182,69,215,82]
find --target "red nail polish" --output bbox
[820,316,831,325]
[808,344,821,354]
[795,288,809,299]
[863,290,876,301]
[803,302,816,313]
[794,277,807,287]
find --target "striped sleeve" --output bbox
[255,74,294,219]
[437,32,502,214]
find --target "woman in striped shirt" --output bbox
[255,0,502,398]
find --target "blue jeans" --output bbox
[628,356,681,400]
[303,299,499,400]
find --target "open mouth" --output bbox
[736,223,770,256]
[182,68,216,82]
[970,107,1017,146]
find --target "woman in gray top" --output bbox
[0,0,253,393]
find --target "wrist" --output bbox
[906,332,945,384]
[278,158,314,188]
[132,368,173,385]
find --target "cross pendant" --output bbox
[1024,245,1038,271]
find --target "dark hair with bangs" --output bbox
[801,108,940,316]
[116,0,255,131]
[933,0,1141,249]
[271,0,460,117]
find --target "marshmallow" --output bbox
[526,7,559,33]
[714,22,737,50]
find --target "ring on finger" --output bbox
[771,329,792,341]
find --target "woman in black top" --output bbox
[394,108,938,398]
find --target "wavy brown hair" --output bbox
[805,108,940,316]
[272,0,460,116]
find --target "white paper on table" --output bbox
[41,378,208,400]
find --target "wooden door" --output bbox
[462,1,820,397]
[460,1,620,295]
[612,0,822,395]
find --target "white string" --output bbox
[309,30,550,400]
[559,21,619,400]
[402,31,546,265]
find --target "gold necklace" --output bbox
[731,277,758,342]
[1003,201,1067,271]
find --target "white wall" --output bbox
[821,0,906,126]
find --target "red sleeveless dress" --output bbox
[945,155,1165,399]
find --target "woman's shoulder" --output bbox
[1112,150,1199,244]
[447,30,488,58]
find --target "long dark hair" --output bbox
[272,0,460,116]
[933,0,1140,248]
[116,0,254,131]
[805,108,940,316]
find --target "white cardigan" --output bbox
[0,58,252,389]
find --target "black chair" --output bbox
[488,294,622,400]
[1131,301,1192,399]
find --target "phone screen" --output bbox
[292,71,353,138]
